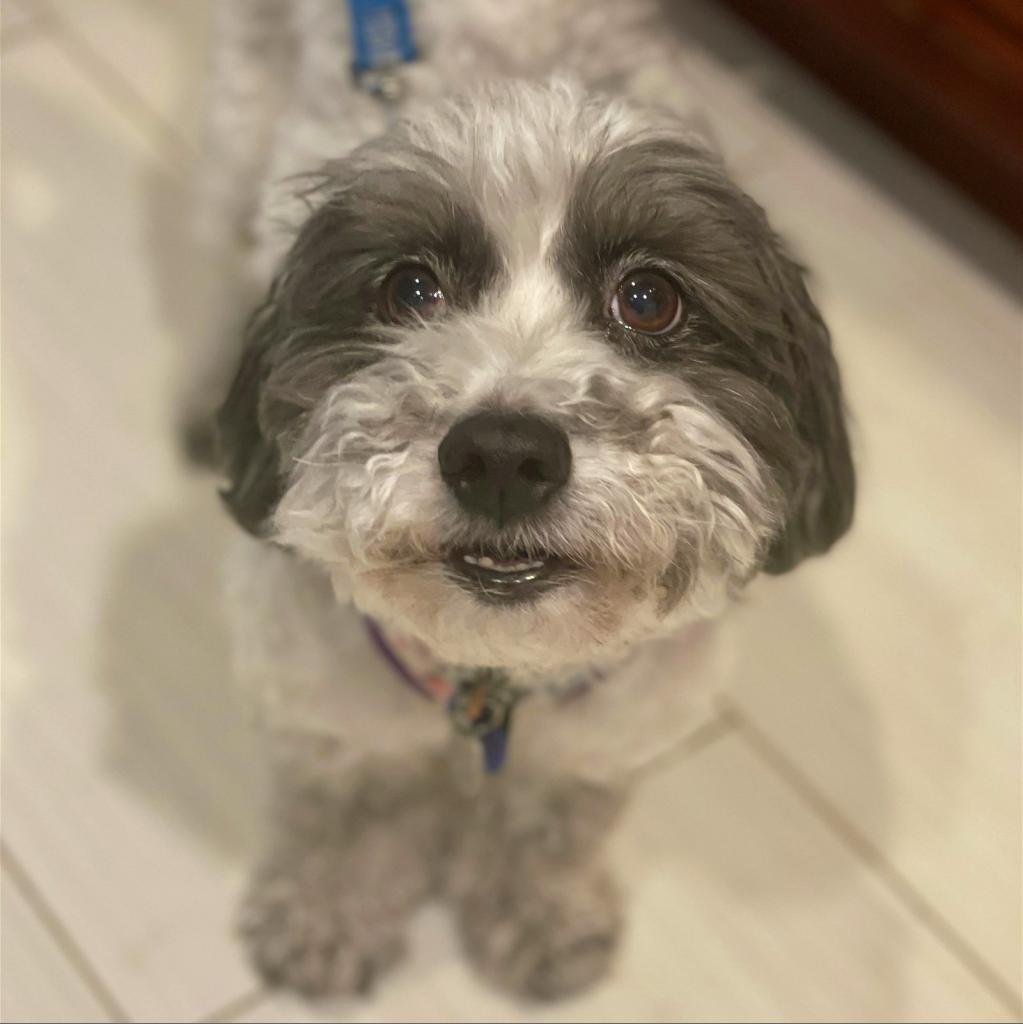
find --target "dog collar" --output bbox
[363,616,606,773]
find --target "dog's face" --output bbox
[218,82,853,671]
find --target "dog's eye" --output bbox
[382,265,446,321]
[610,271,682,335]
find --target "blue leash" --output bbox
[348,0,417,99]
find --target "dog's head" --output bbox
[218,81,854,670]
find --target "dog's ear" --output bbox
[750,215,855,574]
[216,292,288,537]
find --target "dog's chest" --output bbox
[228,539,724,781]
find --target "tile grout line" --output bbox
[191,716,737,1022]
[30,0,195,172]
[633,707,738,783]
[720,699,1023,1019]
[1,840,133,1024]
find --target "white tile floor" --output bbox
[1,2,1020,1022]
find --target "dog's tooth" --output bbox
[528,560,544,569]
[478,556,494,568]
[463,554,478,565]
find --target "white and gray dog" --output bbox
[198,0,854,1002]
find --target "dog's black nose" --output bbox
[438,411,571,526]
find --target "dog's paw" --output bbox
[239,851,404,997]
[457,863,623,1000]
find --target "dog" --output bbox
[200,0,855,1001]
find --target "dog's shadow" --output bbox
[88,62,263,858]
[95,479,261,861]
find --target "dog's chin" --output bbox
[341,554,672,672]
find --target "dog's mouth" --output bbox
[444,547,573,604]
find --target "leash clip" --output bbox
[355,64,406,104]
[348,0,416,104]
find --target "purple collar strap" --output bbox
[363,617,608,774]
[364,616,520,773]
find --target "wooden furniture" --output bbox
[719,0,1023,235]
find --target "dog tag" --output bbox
[448,670,519,774]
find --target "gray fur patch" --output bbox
[446,777,625,999]
[218,155,501,535]
[556,135,855,570]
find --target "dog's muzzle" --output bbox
[438,410,574,604]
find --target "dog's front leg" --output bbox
[446,773,626,1000]
[240,734,447,997]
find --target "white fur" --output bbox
[274,321,774,669]
[229,536,724,785]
